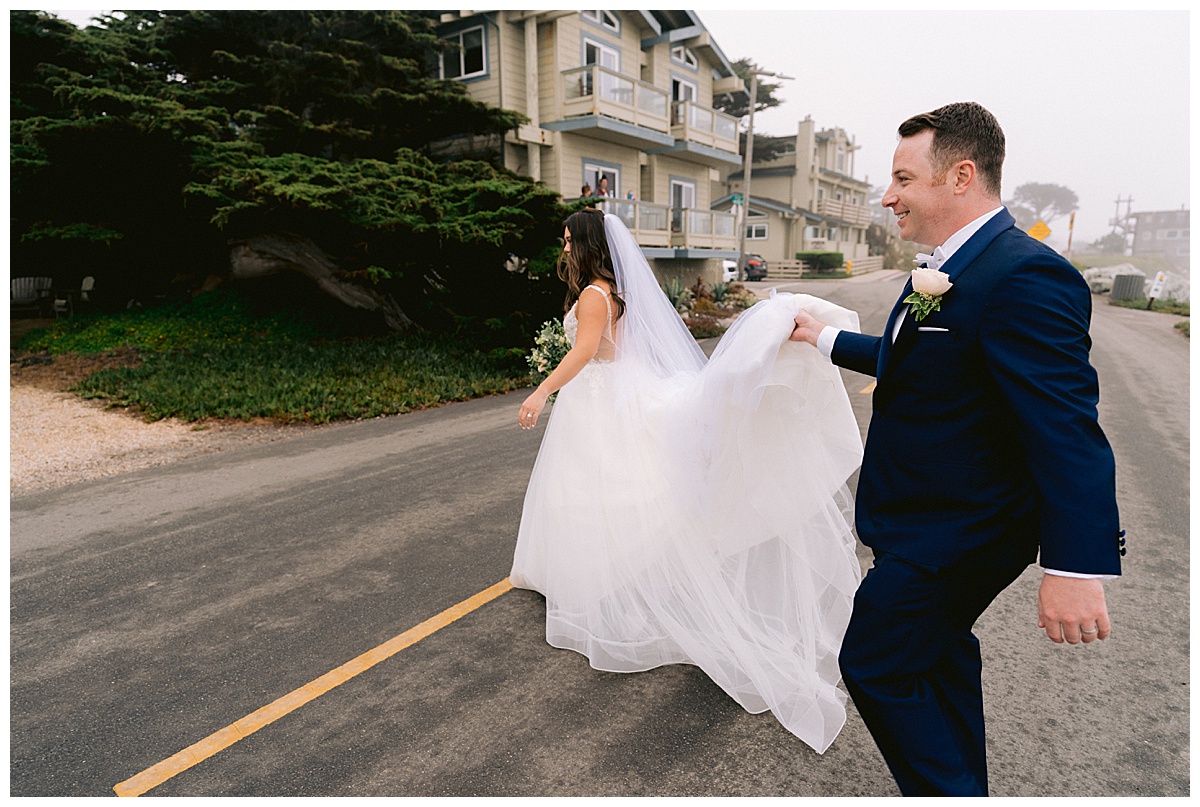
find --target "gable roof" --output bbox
[711,194,823,222]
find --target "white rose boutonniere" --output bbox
[904,267,953,321]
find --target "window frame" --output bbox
[670,44,699,71]
[583,158,622,198]
[581,10,620,34]
[439,23,487,81]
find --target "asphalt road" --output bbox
[9,274,1189,796]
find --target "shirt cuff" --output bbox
[1043,568,1119,581]
[816,326,841,360]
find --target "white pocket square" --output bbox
[917,326,950,332]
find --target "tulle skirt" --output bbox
[510,293,863,754]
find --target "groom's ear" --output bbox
[950,159,977,196]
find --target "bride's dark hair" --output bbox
[559,208,626,321]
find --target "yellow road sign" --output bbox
[1028,220,1052,241]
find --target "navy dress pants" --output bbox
[838,551,1029,796]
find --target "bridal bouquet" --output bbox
[527,318,569,401]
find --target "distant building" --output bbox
[432,10,746,284]
[714,116,876,270]
[1131,208,1190,274]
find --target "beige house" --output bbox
[1131,208,1190,274]
[434,10,745,283]
[715,117,876,270]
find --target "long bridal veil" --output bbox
[511,213,864,753]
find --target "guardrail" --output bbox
[593,198,671,247]
[671,208,737,249]
[562,66,669,132]
[670,100,738,152]
[816,198,873,226]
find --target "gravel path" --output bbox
[9,384,314,496]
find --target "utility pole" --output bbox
[1110,194,1134,254]
[736,66,793,281]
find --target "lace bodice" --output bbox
[564,284,617,362]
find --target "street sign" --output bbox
[731,193,744,205]
[1148,272,1168,303]
[1028,220,1052,241]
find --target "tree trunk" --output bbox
[228,232,416,331]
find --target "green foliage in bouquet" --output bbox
[527,318,570,402]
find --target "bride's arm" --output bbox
[518,290,608,429]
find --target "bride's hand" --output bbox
[518,390,549,430]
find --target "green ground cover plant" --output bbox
[15,291,529,423]
[1107,297,1189,317]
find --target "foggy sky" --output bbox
[44,7,1191,248]
[698,8,1191,248]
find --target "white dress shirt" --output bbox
[814,206,1111,580]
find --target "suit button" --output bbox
[1120,548,1127,556]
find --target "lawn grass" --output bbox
[1175,321,1189,338]
[14,291,531,423]
[1108,297,1190,316]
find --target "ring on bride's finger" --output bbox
[1081,627,1099,634]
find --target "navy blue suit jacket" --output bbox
[832,209,1121,574]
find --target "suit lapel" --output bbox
[876,276,912,376]
[876,208,1016,379]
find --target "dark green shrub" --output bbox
[795,251,845,272]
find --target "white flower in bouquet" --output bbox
[527,318,570,402]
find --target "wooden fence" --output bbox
[764,255,885,279]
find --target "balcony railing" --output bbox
[816,198,873,227]
[590,200,736,250]
[670,208,737,250]
[562,66,670,133]
[594,198,671,247]
[670,100,738,153]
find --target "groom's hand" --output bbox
[790,309,827,346]
[1037,574,1111,644]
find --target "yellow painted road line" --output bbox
[859,381,877,394]
[113,578,514,797]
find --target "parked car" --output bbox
[744,254,768,281]
[721,259,738,284]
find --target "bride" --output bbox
[510,208,864,754]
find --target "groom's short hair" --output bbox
[899,102,1005,198]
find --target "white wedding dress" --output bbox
[510,215,863,754]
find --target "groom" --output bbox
[790,102,1122,796]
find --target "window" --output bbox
[808,226,819,239]
[440,25,486,81]
[584,38,620,71]
[581,10,620,33]
[836,146,846,172]
[670,45,698,70]
[746,222,768,240]
[584,162,620,198]
[671,76,698,104]
[582,38,621,99]
[1166,230,1179,239]
[670,179,696,232]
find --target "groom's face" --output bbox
[882,130,956,247]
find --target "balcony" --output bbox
[816,198,873,227]
[595,198,671,247]
[671,100,738,153]
[670,208,737,250]
[560,65,671,144]
[593,200,736,251]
